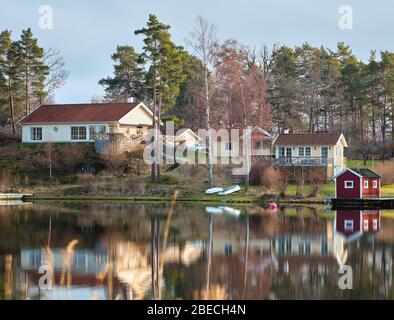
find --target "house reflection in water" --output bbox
[20,241,203,300]
[2,203,392,300]
[334,210,380,242]
[202,210,383,300]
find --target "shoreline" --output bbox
[22,194,326,205]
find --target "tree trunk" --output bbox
[205,65,214,189]
[25,67,30,115]
[372,102,376,142]
[151,74,157,182]
[156,93,162,182]
[8,79,16,134]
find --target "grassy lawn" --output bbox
[382,184,394,197]
[346,159,383,168]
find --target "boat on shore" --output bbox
[205,187,224,195]
[0,193,33,201]
[218,185,241,196]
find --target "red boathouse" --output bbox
[334,168,382,199]
[335,210,381,242]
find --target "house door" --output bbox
[286,148,292,163]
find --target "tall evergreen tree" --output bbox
[16,28,47,115]
[135,14,187,181]
[99,45,146,102]
[0,30,21,133]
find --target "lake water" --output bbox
[0,201,393,300]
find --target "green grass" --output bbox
[346,159,383,168]
[381,184,394,197]
[286,183,335,197]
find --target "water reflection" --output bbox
[0,203,392,300]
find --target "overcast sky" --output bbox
[1,0,393,103]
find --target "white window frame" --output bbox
[71,126,87,141]
[89,125,106,140]
[373,219,378,230]
[344,181,354,189]
[364,220,369,230]
[305,147,311,157]
[321,146,329,158]
[373,180,378,189]
[344,220,354,231]
[299,147,305,157]
[278,147,285,158]
[30,127,43,141]
[364,180,369,189]
[224,141,233,151]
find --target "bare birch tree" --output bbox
[187,16,218,189]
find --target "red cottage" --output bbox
[334,168,382,199]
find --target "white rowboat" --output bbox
[219,206,241,217]
[205,187,224,195]
[218,185,241,196]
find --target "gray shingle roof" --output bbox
[350,168,382,178]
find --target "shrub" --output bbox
[58,144,86,171]
[277,176,289,196]
[308,171,323,197]
[77,173,96,193]
[0,129,20,146]
[250,163,281,191]
[159,174,180,185]
[375,159,394,185]
[0,170,14,192]
[101,143,127,173]
[125,175,145,195]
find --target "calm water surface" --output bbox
[0,201,392,300]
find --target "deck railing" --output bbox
[273,157,333,167]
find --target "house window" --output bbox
[89,125,106,140]
[71,126,87,141]
[305,147,311,157]
[373,180,378,189]
[344,220,354,231]
[30,127,42,141]
[364,220,369,231]
[224,141,233,151]
[364,180,369,189]
[299,147,305,157]
[224,244,233,256]
[321,147,328,159]
[344,181,354,189]
[373,219,378,230]
[279,147,285,158]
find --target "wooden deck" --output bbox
[332,198,394,210]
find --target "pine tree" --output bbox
[135,15,187,181]
[99,45,146,102]
[0,30,21,133]
[16,28,47,114]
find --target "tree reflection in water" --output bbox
[0,202,394,300]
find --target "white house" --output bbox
[272,133,348,178]
[214,126,273,159]
[18,102,155,143]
